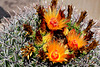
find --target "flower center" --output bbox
[50,18,58,27]
[71,40,78,48]
[69,39,78,50]
[51,50,59,60]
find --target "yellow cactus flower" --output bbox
[46,40,67,63]
[43,32,53,43]
[63,27,69,36]
[43,43,48,52]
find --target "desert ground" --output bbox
[0,0,37,17]
[0,0,100,23]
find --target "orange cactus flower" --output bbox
[67,29,87,50]
[46,40,67,63]
[44,7,69,30]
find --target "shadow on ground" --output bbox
[0,6,11,21]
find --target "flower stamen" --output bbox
[50,18,58,27]
[51,50,59,59]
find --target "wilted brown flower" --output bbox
[37,49,47,61]
[34,30,43,46]
[76,11,87,26]
[21,42,36,60]
[23,24,33,35]
[67,5,73,19]
[83,19,95,33]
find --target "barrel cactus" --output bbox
[0,0,100,67]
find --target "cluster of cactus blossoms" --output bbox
[21,0,99,66]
